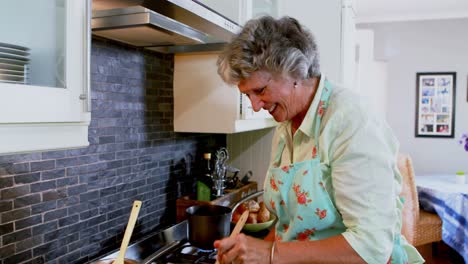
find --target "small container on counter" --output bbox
[455,171,466,184]
[197,153,213,201]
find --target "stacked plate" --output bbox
[0,42,30,84]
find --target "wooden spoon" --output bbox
[114,200,142,264]
[215,210,250,264]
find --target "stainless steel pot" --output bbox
[185,190,264,250]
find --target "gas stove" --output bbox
[91,190,267,264]
[91,221,218,264]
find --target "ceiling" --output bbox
[355,0,468,24]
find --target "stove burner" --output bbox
[180,245,215,255]
[159,243,217,264]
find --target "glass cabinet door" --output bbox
[0,0,89,123]
[0,0,66,88]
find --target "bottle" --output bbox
[197,153,213,201]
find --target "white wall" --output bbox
[355,29,388,118]
[227,128,275,187]
[358,18,468,174]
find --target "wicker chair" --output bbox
[397,153,442,247]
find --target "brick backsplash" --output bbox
[0,39,225,264]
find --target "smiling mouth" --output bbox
[268,104,276,113]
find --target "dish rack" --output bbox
[0,42,30,85]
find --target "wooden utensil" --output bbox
[114,200,142,264]
[215,210,249,264]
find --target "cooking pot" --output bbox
[186,190,264,250]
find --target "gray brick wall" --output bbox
[0,39,225,264]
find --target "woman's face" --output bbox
[238,70,307,122]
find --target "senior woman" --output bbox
[213,16,423,264]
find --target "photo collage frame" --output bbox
[415,72,456,138]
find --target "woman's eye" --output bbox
[257,86,266,94]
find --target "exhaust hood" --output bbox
[92,0,241,53]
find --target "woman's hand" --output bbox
[214,234,272,264]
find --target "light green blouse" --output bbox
[267,76,424,263]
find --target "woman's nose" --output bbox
[249,95,264,112]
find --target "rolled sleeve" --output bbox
[323,97,400,263]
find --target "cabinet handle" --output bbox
[82,0,91,112]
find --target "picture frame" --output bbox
[415,72,456,138]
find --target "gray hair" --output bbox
[217,16,320,84]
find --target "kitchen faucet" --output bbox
[212,147,237,197]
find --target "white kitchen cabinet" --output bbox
[251,0,279,20]
[196,0,244,24]
[278,0,356,87]
[173,52,276,134]
[197,0,279,25]
[0,0,91,154]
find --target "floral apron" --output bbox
[263,80,408,263]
